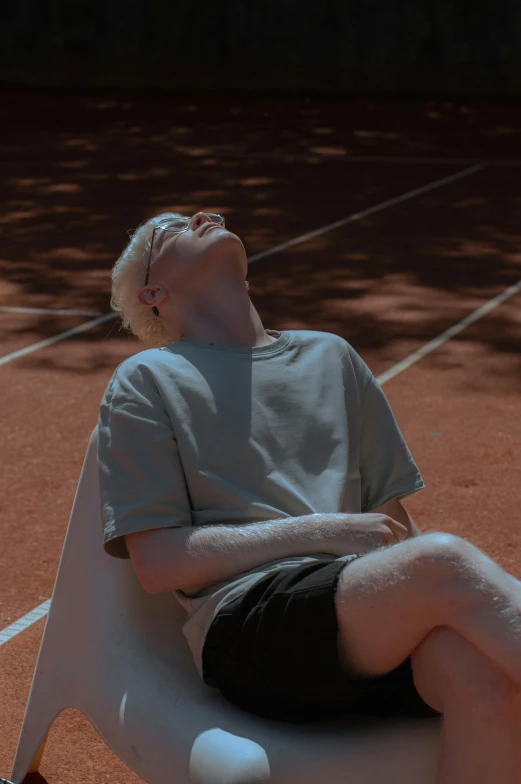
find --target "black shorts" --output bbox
[201,556,442,724]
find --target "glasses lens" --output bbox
[206,213,225,226]
[159,214,225,232]
[159,218,189,232]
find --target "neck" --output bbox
[165,292,273,347]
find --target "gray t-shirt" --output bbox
[97,328,425,681]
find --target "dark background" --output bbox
[1,0,520,94]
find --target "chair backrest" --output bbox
[31,424,442,784]
[48,425,208,697]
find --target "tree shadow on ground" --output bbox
[1,90,520,383]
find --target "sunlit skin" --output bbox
[138,211,276,347]
[134,219,521,782]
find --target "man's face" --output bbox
[144,213,247,303]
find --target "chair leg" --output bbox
[10,711,57,784]
[2,778,47,784]
[25,730,50,774]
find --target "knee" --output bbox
[410,532,477,575]
[409,533,491,603]
[411,626,518,713]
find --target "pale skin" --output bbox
[335,499,521,783]
[138,211,275,347]
[134,211,521,783]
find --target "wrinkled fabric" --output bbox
[98,328,425,680]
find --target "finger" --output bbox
[391,521,408,541]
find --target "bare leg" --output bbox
[334,532,521,689]
[436,697,521,783]
[333,533,521,784]
[412,626,521,784]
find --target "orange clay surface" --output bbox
[0,90,520,783]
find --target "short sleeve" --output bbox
[347,346,425,512]
[97,362,192,559]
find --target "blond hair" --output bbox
[110,212,183,348]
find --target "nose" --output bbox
[191,212,213,230]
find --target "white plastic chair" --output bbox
[10,425,442,784]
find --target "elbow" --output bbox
[125,529,190,594]
[133,553,195,595]
[133,558,165,594]
[125,543,170,594]
[124,529,208,594]
[142,575,164,595]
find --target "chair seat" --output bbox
[9,426,441,784]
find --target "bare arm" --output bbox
[126,512,353,594]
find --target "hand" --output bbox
[329,513,408,558]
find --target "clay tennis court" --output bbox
[1,90,520,783]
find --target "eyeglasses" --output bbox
[144,213,226,315]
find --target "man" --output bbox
[99,211,521,783]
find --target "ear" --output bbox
[138,287,151,306]
[138,285,167,308]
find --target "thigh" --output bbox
[335,532,468,678]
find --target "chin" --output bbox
[208,228,244,249]
[205,225,229,238]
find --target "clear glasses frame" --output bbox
[144,213,226,315]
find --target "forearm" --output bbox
[153,513,348,593]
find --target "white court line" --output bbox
[3,141,521,166]
[247,162,486,263]
[2,279,520,646]
[0,159,496,644]
[0,163,485,368]
[0,312,116,367]
[0,601,51,647]
[376,279,521,385]
[203,150,489,166]
[0,306,104,317]
[180,148,483,165]
[184,150,521,167]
